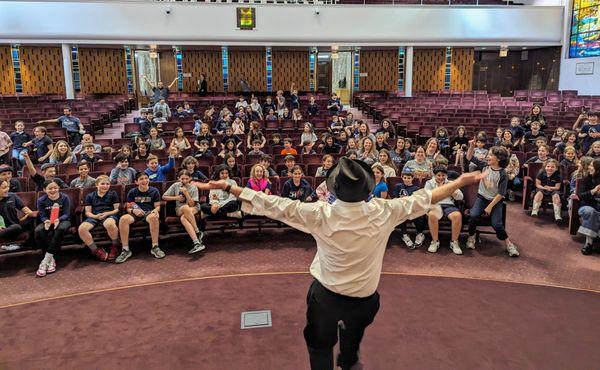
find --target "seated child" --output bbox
[280,155,296,177]
[281,166,314,202]
[247,139,265,156]
[392,170,426,249]
[531,159,563,221]
[70,161,96,188]
[110,154,137,185]
[246,164,272,195]
[78,175,121,261]
[78,143,102,163]
[194,140,214,159]
[116,171,163,263]
[163,169,205,253]
[181,156,208,182]
[22,151,67,191]
[280,138,298,155]
[145,151,176,182]
[200,165,240,217]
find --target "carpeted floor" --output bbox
[0,273,598,370]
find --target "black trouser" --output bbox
[304,279,380,370]
[34,221,71,255]
[0,224,23,240]
[67,131,82,146]
[399,215,426,235]
[200,200,239,217]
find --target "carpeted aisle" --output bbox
[0,273,598,370]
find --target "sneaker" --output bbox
[450,241,463,255]
[115,249,132,264]
[506,242,520,257]
[108,246,118,261]
[150,245,165,259]
[508,190,515,202]
[92,248,109,262]
[196,230,204,241]
[1,244,21,251]
[226,211,243,218]
[46,257,56,274]
[401,234,414,249]
[188,241,206,254]
[581,243,594,255]
[414,233,425,248]
[466,235,476,250]
[427,240,440,253]
[531,209,539,217]
[36,260,48,277]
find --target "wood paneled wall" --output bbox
[359,50,398,92]
[228,49,266,92]
[0,45,15,94]
[20,46,65,94]
[159,51,178,89]
[181,50,223,93]
[78,48,127,94]
[272,50,310,92]
[450,48,474,91]
[413,48,474,92]
[413,49,445,92]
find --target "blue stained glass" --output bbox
[222,46,229,92]
[266,47,272,92]
[11,46,22,93]
[353,50,360,92]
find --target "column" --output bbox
[61,43,74,99]
[405,46,413,97]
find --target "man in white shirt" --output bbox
[196,158,485,370]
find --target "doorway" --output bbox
[317,52,332,95]
[332,51,352,105]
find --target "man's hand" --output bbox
[456,171,488,187]
[193,180,228,191]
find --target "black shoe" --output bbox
[581,243,594,255]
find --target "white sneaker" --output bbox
[428,240,440,253]
[466,235,476,250]
[401,234,414,249]
[450,240,463,255]
[46,257,56,274]
[36,260,48,277]
[414,233,425,248]
[506,242,520,257]
[1,244,21,251]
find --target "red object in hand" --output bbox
[49,203,60,224]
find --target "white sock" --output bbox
[122,245,130,251]
[44,252,53,261]
[586,236,594,245]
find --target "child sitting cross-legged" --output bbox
[200,165,240,218]
[163,169,205,254]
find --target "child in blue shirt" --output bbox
[370,164,388,199]
[392,170,427,249]
[144,150,176,182]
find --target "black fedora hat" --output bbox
[326,157,375,202]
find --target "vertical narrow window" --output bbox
[222,46,229,92]
[11,45,22,93]
[309,47,317,92]
[353,49,360,92]
[175,48,183,91]
[444,47,452,90]
[71,46,80,92]
[125,46,134,94]
[398,47,405,92]
[266,47,272,92]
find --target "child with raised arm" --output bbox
[466,139,520,257]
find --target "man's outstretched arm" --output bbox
[194,181,319,234]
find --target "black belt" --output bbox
[312,279,377,303]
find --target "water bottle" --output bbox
[49,203,60,224]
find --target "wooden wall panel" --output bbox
[359,50,398,92]
[20,46,65,94]
[79,48,127,94]
[228,50,266,92]
[159,51,177,89]
[181,50,223,93]
[450,48,474,91]
[413,48,445,92]
[272,50,310,92]
[0,45,15,94]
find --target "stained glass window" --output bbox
[569,0,600,58]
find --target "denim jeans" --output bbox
[468,195,508,240]
[578,205,600,238]
[11,148,27,168]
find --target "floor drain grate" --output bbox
[241,310,272,329]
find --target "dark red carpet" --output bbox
[0,273,598,370]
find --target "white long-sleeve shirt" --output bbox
[238,188,440,297]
